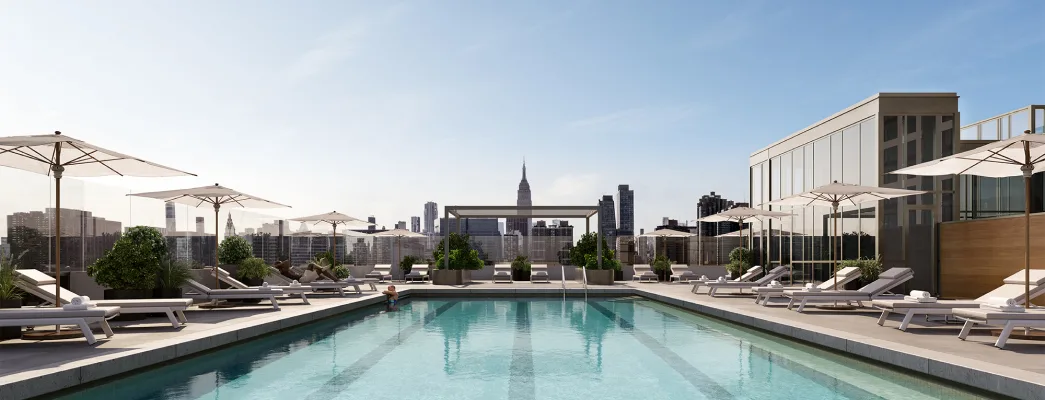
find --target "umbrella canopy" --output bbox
[893,131,1044,307]
[770,181,923,290]
[291,211,372,263]
[640,228,696,237]
[0,131,194,309]
[715,228,794,238]
[373,228,426,238]
[700,206,793,223]
[129,183,289,289]
[768,181,925,208]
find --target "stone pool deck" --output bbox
[0,281,1042,399]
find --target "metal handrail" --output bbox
[560,265,567,301]
[581,265,588,301]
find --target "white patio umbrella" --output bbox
[893,131,1045,306]
[701,206,793,250]
[769,181,924,290]
[128,184,290,290]
[373,228,426,278]
[291,211,371,263]
[640,229,696,261]
[0,131,194,308]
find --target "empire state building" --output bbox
[507,162,532,236]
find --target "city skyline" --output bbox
[2,1,1043,246]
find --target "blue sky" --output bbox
[1,0,1044,236]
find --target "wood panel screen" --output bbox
[939,213,1045,306]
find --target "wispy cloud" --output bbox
[566,103,704,134]
[461,1,590,55]
[688,1,780,51]
[287,3,411,82]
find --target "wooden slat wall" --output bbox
[939,213,1045,306]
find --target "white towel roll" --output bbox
[70,296,89,306]
[290,280,301,287]
[910,290,931,299]
[261,282,270,288]
[987,297,1016,307]
[716,276,727,282]
[804,283,815,289]
[767,280,782,288]
[699,275,708,281]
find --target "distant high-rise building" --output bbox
[506,162,532,237]
[438,217,502,261]
[195,217,205,234]
[423,202,437,234]
[531,220,573,264]
[224,212,236,239]
[499,221,506,235]
[410,216,421,233]
[697,192,741,237]
[617,185,634,237]
[598,195,617,250]
[395,221,407,230]
[165,202,176,233]
[368,215,376,231]
[6,208,122,272]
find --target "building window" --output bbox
[883,146,899,184]
[884,116,899,141]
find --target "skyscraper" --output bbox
[697,192,740,237]
[165,201,176,233]
[423,202,437,234]
[195,217,204,234]
[224,212,236,239]
[395,221,407,230]
[616,184,634,237]
[598,195,617,251]
[410,216,421,233]
[506,162,532,236]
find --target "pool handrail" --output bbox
[561,265,566,301]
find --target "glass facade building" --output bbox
[957,105,1045,220]
[749,93,959,292]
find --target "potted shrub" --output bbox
[837,255,882,288]
[725,247,753,279]
[399,255,420,278]
[236,257,270,287]
[652,255,672,281]
[0,256,24,341]
[510,255,531,281]
[569,232,621,285]
[88,226,166,301]
[432,233,483,285]
[217,236,253,281]
[332,264,351,280]
[155,257,191,298]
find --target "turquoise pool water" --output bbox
[52,298,994,400]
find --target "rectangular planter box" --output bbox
[585,269,615,285]
[432,269,468,285]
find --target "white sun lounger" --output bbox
[954,307,1045,349]
[691,266,763,293]
[266,266,372,294]
[15,269,192,329]
[366,265,393,282]
[669,265,697,283]
[632,265,657,283]
[703,266,790,297]
[753,267,862,306]
[785,268,913,312]
[493,264,513,283]
[530,264,549,283]
[207,267,310,304]
[181,278,283,310]
[872,269,1045,331]
[0,306,120,345]
[405,265,430,283]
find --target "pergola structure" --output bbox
[444,205,602,269]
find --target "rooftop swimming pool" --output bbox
[50,297,995,400]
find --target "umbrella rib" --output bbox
[1,147,54,165]
[65,144,124,176]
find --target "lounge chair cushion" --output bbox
[0,306,120,319]
[1002,269,1045,286]
[786,290,871,298]
[15,269,56,286]
[953,308,1045,321]
[94,299,193,308]
[871,299,981,310]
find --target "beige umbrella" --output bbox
[0,131,194,307]
[770,181,923,290]
[640,229,696,260]
[291,211,371,263]
[893,131,1045,306]
[128,184,289,290]
[373,228,426,278]
[701,206,792,251]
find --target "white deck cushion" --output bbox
[0,306,120,319]
[1001,269,1045,286]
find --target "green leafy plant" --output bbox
[236,257,270,281]
[316,251,336,267]
[433,233,484,270]
[570,232,620,270]
[157,257,192,290]
[400,255,420,276]
[837,255,882,284]
[725,247,754,278]
[0,255,23,301]
[652,255,672,273]
[331,264,351,280]
[218,236,253,265]
[510,255,531,272]
[87,226,168,290]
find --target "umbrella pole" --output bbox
[1023,155,1033,309]
[832,202,839,291]
[214,204,220,291]
[53,166,64,308]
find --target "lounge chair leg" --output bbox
[164,310,180,328]
[300,293,310,305]
[899,310,916,331]
[99,319,114,338]
[175,310,188,323]
[787,298,795,310]
[754,294,762,304]
[958,320,974,340]
[78,321,98,344]
[797,300,807,313]
[995,321,1015,348]
[270,296,281,310]
[877,310,890,326]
